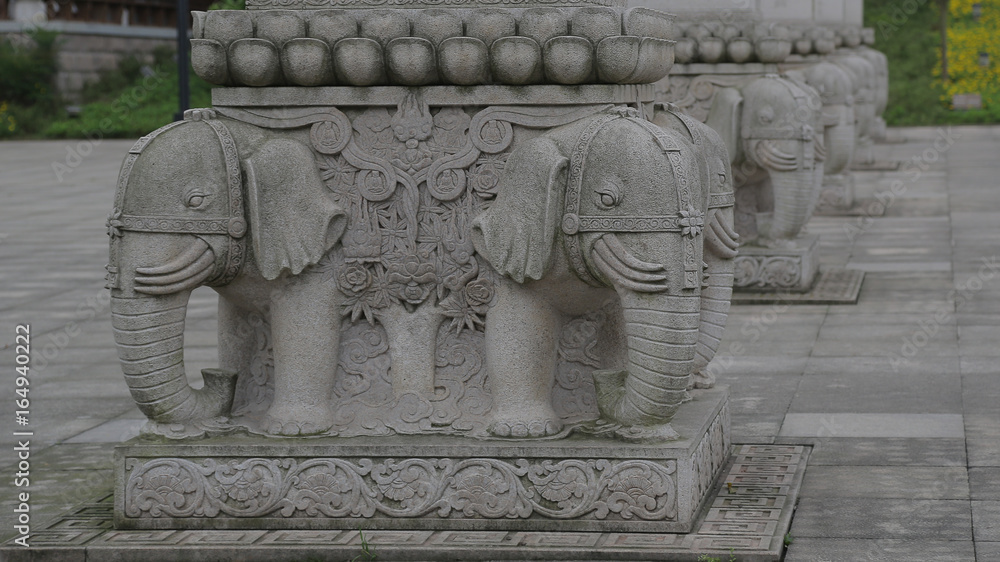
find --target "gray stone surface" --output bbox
[791,498,973,540]
[778,413,965,438]
[785,538,976,562]
[803,438,969,467]
[2,125,1000,557]
[800,466,970,499]
[2,445,808,561]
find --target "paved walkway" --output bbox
[0,126,998,560]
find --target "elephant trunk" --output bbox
[111,291,236,424]
[594,292,701,429]
[768,167,818,242]
[823,116,856,176]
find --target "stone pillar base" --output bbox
[814,173,855,214]
[733,235,820,293]
[114,388,731,534]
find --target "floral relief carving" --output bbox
[733,256,803,289]
[199,98,628,440]
[124,456,678,523]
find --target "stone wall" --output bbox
[0,20,175,101]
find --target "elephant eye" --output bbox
[185,192,209,208]
[595,183,623,209]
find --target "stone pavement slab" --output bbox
[785,538,976,561]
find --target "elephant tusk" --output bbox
[600,234,667,273]
[592,249,671,293]
[134,248,215,286]
[593,238,669,283]
[713,211,741,244]
[755,140,799,172]
[705,227,739,259]
[134,264,215,295]
[136,238,211,276]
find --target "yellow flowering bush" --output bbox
[939,0,1000,110]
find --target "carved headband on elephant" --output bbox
[106,111,348,433]
[703,74,824,244]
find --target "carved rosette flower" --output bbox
[679,206,705,238]
[338,263,373,295]
[469,154,506,198]
[464,278,494,309]
[106,209,124,239]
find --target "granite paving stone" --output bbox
[799,466,970,499]
[801,438,969,467]
[973,501,1000,542]
[969,468,1000,501]
[790,498,973,540]
[785,538,976,561]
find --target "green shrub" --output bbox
[44,56,212,139]
[0,27,60,107]
[0,27,62,137]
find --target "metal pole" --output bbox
[175,0,190,121]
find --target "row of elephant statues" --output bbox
[661,41,889,247]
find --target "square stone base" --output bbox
[114,389,731,534]
[732,268,865,305]
[814,173,855,214]
[734,235,820,293]
[5,442,810,562]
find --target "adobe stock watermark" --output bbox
[707,292,794,379]
[30,289,111,374]
[876,0,935,40]
[844,126,960,243]
[51,66,169,183]
[888,256,1000,372]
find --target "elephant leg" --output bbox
[263,272,341,436]
[217,297,269,417]
[485,280,564,438]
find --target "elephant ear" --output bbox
[245,138,347,281]
[705,87,743,164]
[471,137,568,283]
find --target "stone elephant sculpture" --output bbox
[703,74,824,246]
[106,110,347,437]
[791,62,856,179]
[471,107,738,441]
[785,62,857,210]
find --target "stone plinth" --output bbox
[814,172,854,214]
[114,389,730,533]
[733,235,820,293]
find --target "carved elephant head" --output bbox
[705,74,823,244]
[792,61,857,177]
